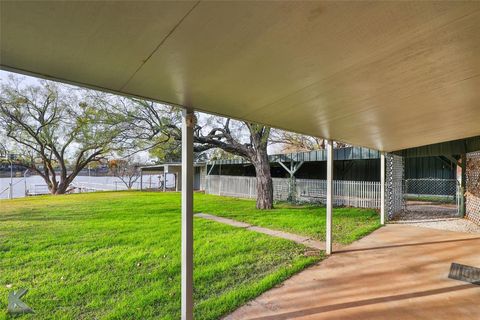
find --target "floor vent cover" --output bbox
[448,263,480,285]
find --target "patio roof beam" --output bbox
[181,109,195,320]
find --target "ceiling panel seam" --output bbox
[119,0,201,91]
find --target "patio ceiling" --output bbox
[1,1,479,152]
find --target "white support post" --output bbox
[181,109,195,320]
[163,171,167,192]
[380,152,386,225]
[326,140,333,255]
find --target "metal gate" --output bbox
[403,178,460,217]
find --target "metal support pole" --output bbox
[9,159,13,199]
[181,109,195,320]
[380,152,386,225]
[163,171,167,192]
[24,169,28,197]
[326,140,333,255]
[460,153,467,217]
[140,170,143,191]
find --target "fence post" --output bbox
[205,174,210,194]
[347,181,350,207]
[219,176,222,196]
[249,178,253,198]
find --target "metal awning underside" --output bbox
[393,135,480,158]
[140,163,205,172]
[1,1,479,152]
[212,146,379,165]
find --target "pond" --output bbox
[0,174,176,199]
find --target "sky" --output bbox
[1,70,39,85]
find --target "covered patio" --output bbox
[1,1,479,319]
[226,224,480,320]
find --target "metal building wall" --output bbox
[208,159,381,181]
[404,157,456,180]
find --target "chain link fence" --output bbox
[386,154,405,219]
[404,178,458,199]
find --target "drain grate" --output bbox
[448,263,480,285]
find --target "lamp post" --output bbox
[9,156,13,199]
[7,153,19,199]
[0,145,18,199]
[24,169,29,197]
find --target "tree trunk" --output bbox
[48,184,57,195]
[54,183,69,195]
[253,150,273,209]
[45,170,76,195]
[47,180,68,194]
[53,172,69,194]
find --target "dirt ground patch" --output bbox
[394,218,480,234]
[395,201,458,221]
[392,201,480,234]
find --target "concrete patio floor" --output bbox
[225,224,480,320]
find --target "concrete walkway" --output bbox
[196,213,342,251]
[225,224,480,320]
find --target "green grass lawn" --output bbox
[195,194,381,245]
[0,192,380,319]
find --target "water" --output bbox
[0,174,176,199]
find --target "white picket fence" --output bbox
[205,175,381,209]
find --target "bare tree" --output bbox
[270,130,348,153]
[270,131,326,152]
[108,157,141,189]
[115,99,274,209]
[194,120,273,209]
[0,76,126,194]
